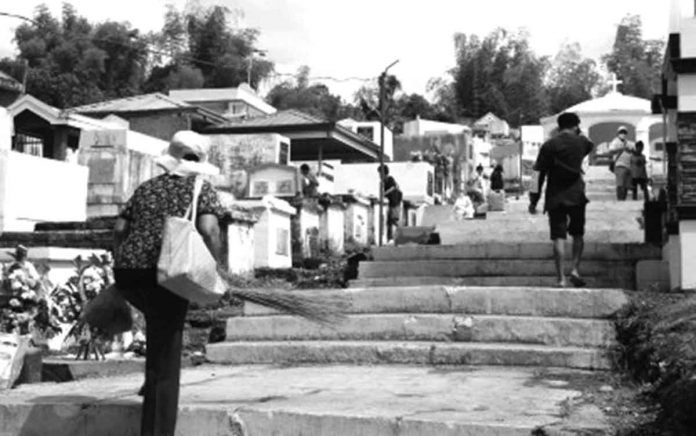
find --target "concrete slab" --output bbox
[372,243,661,261]
[358,259,635,279]
[206,341,611,370]
[243,286,628,319]
[0,365,612,436]
[349,275,635,289]
[225,314,617,348]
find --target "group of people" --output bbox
[609,126,650,201]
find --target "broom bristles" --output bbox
[217,269,349,325]
[229,288,349,326]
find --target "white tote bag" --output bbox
[157,177,227,305]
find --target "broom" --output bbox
[218,269,350,326]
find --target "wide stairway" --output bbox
[203,166,658,433]
[208,167,654,371]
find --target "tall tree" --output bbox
[145,4,273,92]
[546,42,602,114]
[2,3,148,107]
[602,14,665,99]
[451,28,548,125]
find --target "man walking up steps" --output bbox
[531,112,594,288]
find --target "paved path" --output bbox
[0,364,611,436]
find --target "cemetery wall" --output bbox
[0,151,88,231]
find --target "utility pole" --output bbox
[378,59,399,246]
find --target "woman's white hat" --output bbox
[155,130,220,176]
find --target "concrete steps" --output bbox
[350,275,635,289]
[359,259,634,278]
[372,243,660,261]
[206,286,625,370]
[224,314,616,347]
[206,341,610,370]
[357,242,658,289]
[243,286,628,319]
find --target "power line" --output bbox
[1,11,379,85]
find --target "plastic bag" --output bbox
[0,332,28,390]
[82,284,133,336]
[157,177,226,305]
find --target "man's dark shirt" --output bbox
[534,131,594,211]
[383,176,400,207]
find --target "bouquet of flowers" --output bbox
[0,262,61,338]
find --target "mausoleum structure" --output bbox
[656,0,696,290]
[541,78,666,173]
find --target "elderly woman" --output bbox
[113,131,224,436]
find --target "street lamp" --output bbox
[377,59,399,246]
[247,48,267,89]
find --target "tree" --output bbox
[426,77,457,123]
[602,14,665,99]
[5,3,149,107]
[145,4,274,92]
[546,42,603,114]
[451,28,549,125]
[265,66,350,121]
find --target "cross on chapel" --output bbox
[609,73,623,93]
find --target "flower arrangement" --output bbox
[0,261,61,338]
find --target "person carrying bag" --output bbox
[112,130,225,436]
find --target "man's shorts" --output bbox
[547,204,586,240]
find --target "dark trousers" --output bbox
[632,178,649,201]
[115,269,189,436]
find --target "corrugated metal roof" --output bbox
[70,93,193,113]
[220,109,326,127]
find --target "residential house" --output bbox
[474,112,510,138]
[69,93,227,141]
[169,84,276,121]
[338,118,393,160]
[402,117,470,137]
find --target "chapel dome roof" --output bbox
[564,91,651,114]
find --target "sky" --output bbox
[0,0,670,101]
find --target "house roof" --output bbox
[205,109,382,162]
[0,71,22,92]
[68,93,227,123]
[218,109,326,128]
[169,84,277,115]
[8,94,124,131]
[70,93,191,113]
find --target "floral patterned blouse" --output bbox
[115,174,225,269]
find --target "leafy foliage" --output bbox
[451,28,549,125]
[546,42,603,115]
[266,66,356,121]
[145,4,274,92]
[602,14,664,99]
[4,3,149,107]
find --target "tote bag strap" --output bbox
[184,176,204,223]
